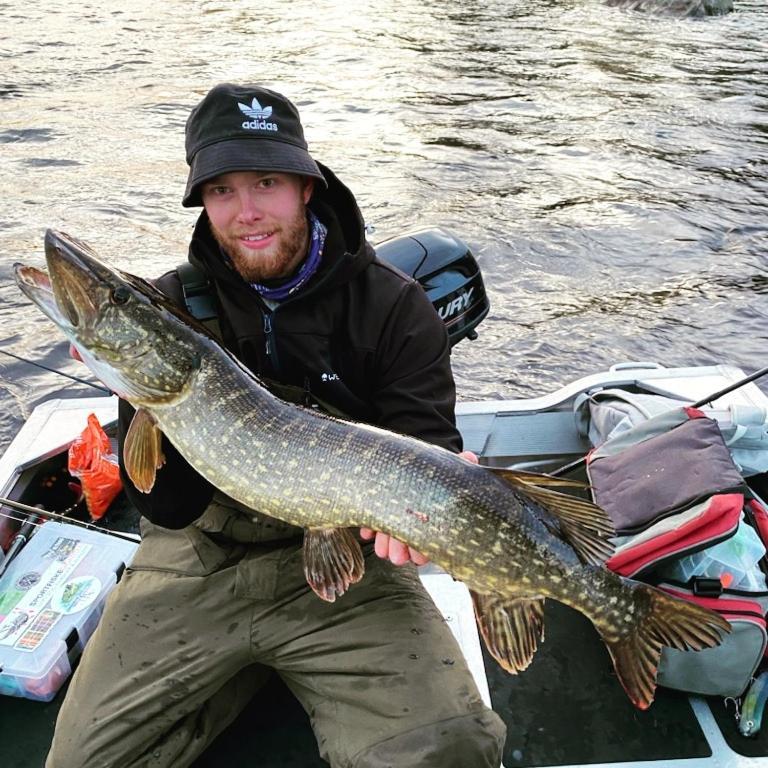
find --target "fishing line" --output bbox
[0,497,139,544]
[0,509,47,530]
[0,348,112,394]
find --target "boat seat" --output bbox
[458,411,589,462]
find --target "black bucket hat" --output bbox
[182,83,326,207]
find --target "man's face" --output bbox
[201,170,314,283]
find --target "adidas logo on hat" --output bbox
[238,98,277,132]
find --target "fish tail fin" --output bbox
[598,584,730,710]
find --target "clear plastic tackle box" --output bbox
[0,521,138,701]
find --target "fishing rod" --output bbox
[0,348,111,394]
[0,496,139,544]
[551,364,768,478]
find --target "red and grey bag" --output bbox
[586,407,768,697]
[606,494,744,579]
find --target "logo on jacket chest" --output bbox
[320,372,340,383]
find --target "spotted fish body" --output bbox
[161,356,608,605]
[15,229,731,710]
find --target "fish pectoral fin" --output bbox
[471,592,545,673]
[510,483,615,566]
[123,407,166,493]
[489,467,588,490]
[303,527,365,603]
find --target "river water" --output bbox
[0,0,766,453]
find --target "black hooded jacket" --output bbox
[118,163,462,529]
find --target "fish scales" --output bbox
[13,228,733,710]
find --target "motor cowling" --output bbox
[375,227,489,348]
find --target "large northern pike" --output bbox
[15,229,729,710]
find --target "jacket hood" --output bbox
[188,161,374,298]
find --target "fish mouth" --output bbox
[15,258,147,366]
[14,262,71,329]
[15,228,200,404]
[14,229,151,372]
[15,229,120,336]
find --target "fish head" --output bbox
[14,228,203,406]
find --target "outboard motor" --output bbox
[375,227,489,348]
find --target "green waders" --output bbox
[45,497,506,768]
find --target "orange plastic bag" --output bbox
[67,413,123,520]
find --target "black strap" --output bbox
[176,262,222,340]
[262,377,349,419]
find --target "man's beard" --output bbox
[210,205,310,284]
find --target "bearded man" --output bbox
[46,83,506,768]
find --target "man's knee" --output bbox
[351,708,506,768]
[46,728,104,768]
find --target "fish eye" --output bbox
[110,286,130,305]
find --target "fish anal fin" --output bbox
[303,527,365,603]
[123,408,165,493]
[510,483,615,566]
[471,591,545,673]
[599,583,731,710]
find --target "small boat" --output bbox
[2,360,768,767]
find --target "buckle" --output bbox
[692,577,723,597]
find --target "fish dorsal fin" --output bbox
[123,408,166,493]
[492,469,614,565]
[471,591,545,673]
[303,527,365,603]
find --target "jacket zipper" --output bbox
[263,312,272,356]
[263,307,280,376]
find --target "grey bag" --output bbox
[586,407,768,697]
[577,388,768,476]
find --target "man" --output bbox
[47,83,506,768]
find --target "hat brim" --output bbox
[182,138,327,207]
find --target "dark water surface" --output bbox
[1,0,767,453]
